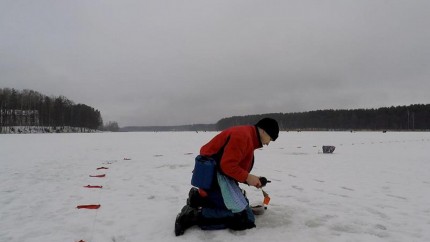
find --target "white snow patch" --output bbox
[1,131,430,242]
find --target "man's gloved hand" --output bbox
[259,177,271,187]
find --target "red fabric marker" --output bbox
[89,174,105,178]
[76,204,101,209]
[83,185,103,188]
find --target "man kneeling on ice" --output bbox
[174,118,279,236]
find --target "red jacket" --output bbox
[200,125,262,183]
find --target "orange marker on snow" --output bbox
[262,189,271,205]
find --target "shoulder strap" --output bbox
[211,135,230,163]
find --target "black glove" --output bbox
[259,177,271,187]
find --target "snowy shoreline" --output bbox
[0,126,99,134]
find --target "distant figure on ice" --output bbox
[174,118,279,236]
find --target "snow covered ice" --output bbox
[1,131,430,242]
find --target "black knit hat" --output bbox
[256,118,279,141]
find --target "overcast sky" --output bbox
[1,0,429,126]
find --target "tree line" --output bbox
[216,104,430,131]
[120,123,216,132]
[0,88,103,131]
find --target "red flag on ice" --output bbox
[83,185,103,188]
[76,204,101,209]
[89,174,106,178]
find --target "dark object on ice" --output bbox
[322,146,336,154]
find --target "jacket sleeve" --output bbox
[219,135,249,182]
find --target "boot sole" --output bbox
[175,213,185,236]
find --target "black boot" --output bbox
[174,205,200,236]
[226,210,256,231]
[186,187,207,208]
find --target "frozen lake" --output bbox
[1,131,430,242]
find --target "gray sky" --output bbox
[1,0,429,126]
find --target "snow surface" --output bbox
[1,131,430,242]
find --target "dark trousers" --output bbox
[198,181,255,230]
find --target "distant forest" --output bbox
[121,104,430,132]
[216,104,430,131]
[0,88,103,131]
[120,124,216,132]
[5,88,425,133]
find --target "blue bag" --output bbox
[191,155,216,189]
